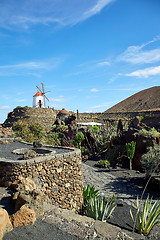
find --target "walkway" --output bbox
[82,163,158,208]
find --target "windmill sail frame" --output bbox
[36,82,50,108]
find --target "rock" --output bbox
[12,177,45,218]
[3,181,12,188]
[18,177,36,192]
[53,118,61,126]
[10,205,36,228]
[11,180,19,190]
[33,141,42,148]
[128,117,140,130]
[23,149,36,160]
[0,208,13,240]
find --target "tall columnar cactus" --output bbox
[125,141,136,170]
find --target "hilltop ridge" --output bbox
[105,86,160,113]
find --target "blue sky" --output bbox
[0,0,160,123]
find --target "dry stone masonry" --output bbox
[3,107,57,129]
[3,106,160,130]
[0,144,83,212]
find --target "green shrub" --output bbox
[140,115,145,123]
[51,125,57,130]
[90,126,99,132]
[86,125,117,157]
[15,106,22,108]
[45,133,61,146]
[95,160,110,168]
[102,145,123,166]
[73,132,85,149]
[130,195,160,236]
[141,146,160,175]
[12,120,46,143]
[29,122,46,140]
[56,125,68,132]
[139,128,160,138]
[12,120,32,141]
[12,120,28,133]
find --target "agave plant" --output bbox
[86,194,116,221]
[83,185,100,207]
[130,195,160,236]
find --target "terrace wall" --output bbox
[78,110,160,129]
[3,107,160,130]
[0,145,83,212]
[3,107,57,129]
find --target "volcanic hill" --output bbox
[105,86,160,113]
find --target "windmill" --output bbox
[36,82,50,108]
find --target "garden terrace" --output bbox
[0,141,83,212]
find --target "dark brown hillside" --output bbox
[105,86,160,113]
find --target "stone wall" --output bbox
[3,107,57,129]
[0,125,13,138]
[78,110,160,129]
[0,145,83,212]
[4,107,160,130]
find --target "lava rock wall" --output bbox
[3,107,57,129]
[0,146,83,212]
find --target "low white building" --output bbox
[33,92,45,108]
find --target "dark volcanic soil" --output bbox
[0,142,73,160]
[105,86,160,113]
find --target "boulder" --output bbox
[12,177,45,218]
[10,205,36,228]
[17,176,36,192]
[23,149,36,160]
[33,141,42,148]
[0,208,13,240]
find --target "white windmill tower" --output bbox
[33,82,49,108]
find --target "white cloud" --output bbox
[118,36,160,64]
[83,0,114,19]
[97,61,110,66]
[14,99,26,103]
[0,106,11,110]
[50,97,66,102]
[0,59,61,70]
[51,103,66,109]
[0,59,62,76]
[0,0,115,30]
[90,88,99,92]
[90,101,116,109]
[85,100,118,113]
[126,65,160,78]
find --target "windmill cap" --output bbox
[33,92,43,97]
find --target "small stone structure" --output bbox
[0,143,83,212]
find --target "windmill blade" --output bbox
[41,82,45,93]
[36,85,42,93]
[44,94,49,101]
[44,91,51,94]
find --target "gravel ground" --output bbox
[0,142,73,160]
